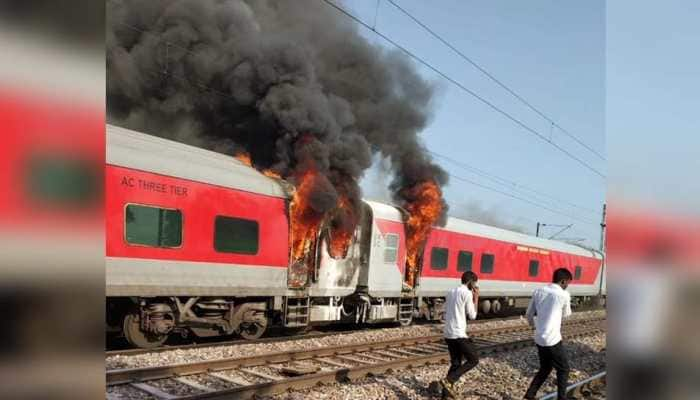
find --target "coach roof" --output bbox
[365,200,405,223]
[441,217,601,259]
[107,124,288,199]
[364,200,599,259]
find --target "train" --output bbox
[106,124,606,348]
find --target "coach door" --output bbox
[287,258,309,288]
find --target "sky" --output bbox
[607,0,700,216]
[333,0,606,247]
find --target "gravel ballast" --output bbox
[107,310,604,370]
[261,332,606,400]
[107,311,606,399]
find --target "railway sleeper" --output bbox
[109,318,605,400]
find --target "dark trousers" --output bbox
[445,337,479,383]
[525,341,570,400]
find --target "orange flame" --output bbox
[328,195,355,259]
[289,169,326,261]
[233,148,355,263]
[403,180,443,287]
[234,152,252,167]
[262,169,282,179]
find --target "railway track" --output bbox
[106,316,605,400]
[540,371,606,400]
[106,314,530,357]
[107,307,605,356]
[107,329,354,358]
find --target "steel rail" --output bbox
[107,311,604,357]
[107,312,551,356]
[107,317,604,385]
[107,330,348,357]
[539,370,606,399]
[176,326,606,400]
[107,318,605,396]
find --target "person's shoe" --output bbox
[522,389,537,400]
[440,379,457,399]
[441,388,455,400]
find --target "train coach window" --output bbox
[384,233,399,263]
[214,216,259,255]
[431,247,449,270]
[26,155,101,207]
[457,251,473,272]
[125,204,182,248]
[528,260,539,277]
[480,253,495,273]
[575,265,582,280]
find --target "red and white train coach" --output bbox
[106,124,605,348]
[365,201,605,320]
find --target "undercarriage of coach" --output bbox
[110,297,269,348]
[418,296,523,321]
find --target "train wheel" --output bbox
[398,314,413,326]
[123,313,168,349]
[239,315,268,340]
[491,300,502,315]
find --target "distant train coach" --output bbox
[106,124,605,348]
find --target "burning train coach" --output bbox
[106,125,605,348]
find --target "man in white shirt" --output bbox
[440,271,480,399]
[523,268,574,400]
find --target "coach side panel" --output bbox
[417,227,602,297]
[105,165,290,296]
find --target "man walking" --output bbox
[440,271,480,399]
[524,268,574,400]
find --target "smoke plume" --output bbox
[107,0,448,257]
[453,201,527,233]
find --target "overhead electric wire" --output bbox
[448,174,598,226]
[386,0,606,161]
[548,224,573,239]
[428,150,600,216]
[372,0,381,30]
[321,0,605,179]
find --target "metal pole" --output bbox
[597,203,607,301]
[536,222,540,237]
[599,203,607,252]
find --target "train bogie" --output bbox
[108,296,273,347]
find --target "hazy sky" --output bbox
[339,0,606,246]
[607,0,700,216]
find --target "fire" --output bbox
[233,148,355,264]
[289,172,356,261]
[235,152,281,179]
[234,152,252,167]
[328,195,355,259]
[289,169,326,261]
[403,180,443,287]
[262,169,282,179]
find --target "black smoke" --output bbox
[453,201,527,233]
[107,0,448,228]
